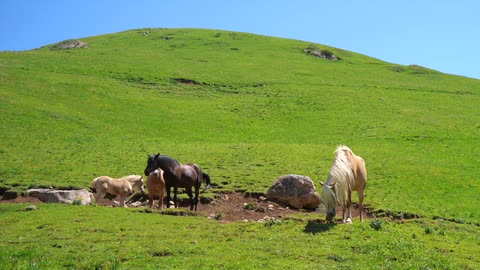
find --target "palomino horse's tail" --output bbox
[91,177,101,192]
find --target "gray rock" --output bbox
[266,174,321,209]
[26,189,92,205]
[25,205,37,211]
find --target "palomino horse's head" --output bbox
[133,176,145,194]
[322,182,337,223]
[144,153,160,176]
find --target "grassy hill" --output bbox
[1,28,479,222]
[1,28,480,269]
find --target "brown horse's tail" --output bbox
[203,173,211,191]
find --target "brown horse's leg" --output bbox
[173,183,179,208]
[194,185,200,211]
[166,185,172,208]
[185,188,194,211]
[159,190,164,210]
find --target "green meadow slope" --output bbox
[1,28,479,222]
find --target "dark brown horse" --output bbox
[144,153,211,210]
[175,163,209,211]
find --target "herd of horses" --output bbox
[92,154,211,211]
[91,145,367,223]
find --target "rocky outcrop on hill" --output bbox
[51,39,88,50]
[304,45,340,60]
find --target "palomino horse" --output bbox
[146,169,166,210]
[144,153,211,210]
[321,145,367,223]
[91,175,145,207]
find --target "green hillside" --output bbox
[1,28,479,222]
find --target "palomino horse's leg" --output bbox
[358,187,365,222]
[148,193,153,208]
[345,191,353,223]
[119,195,126,207]
[95,189,106,205]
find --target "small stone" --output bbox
[25,205,37,211]
[129,201,142,207]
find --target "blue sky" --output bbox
[1,1,479,79]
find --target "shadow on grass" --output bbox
[303,219,336,234]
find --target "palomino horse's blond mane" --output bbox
[321,145,367,223]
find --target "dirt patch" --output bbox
[172,78,200,85]
[0,193,374,222]
[198,193,300,222]
[0,195,43,204]
[99,192,372,223]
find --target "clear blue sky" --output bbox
[1,1,479,79]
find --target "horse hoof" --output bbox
[345,218,353,224]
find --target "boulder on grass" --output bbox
[266,174,321,209]
[26,189,92,205]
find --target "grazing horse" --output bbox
[146,169,166,210]
[321,145,367,223]
[92,175,145,207]
[144,153,211,210]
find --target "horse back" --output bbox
[147,169,165,193]
[175,164,198,188]
[353,155,367,185]
[344,150,367,191]
[156,156,180,185]
[101,177,132,195]
[187,163,203,183]
[92,176,110,190]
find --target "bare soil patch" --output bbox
[1,192,387,223]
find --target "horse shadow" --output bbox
[303,219,336,234]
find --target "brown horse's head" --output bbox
[144,153,160,176]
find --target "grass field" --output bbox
[1,204,479,269]
[1,28,479,268]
